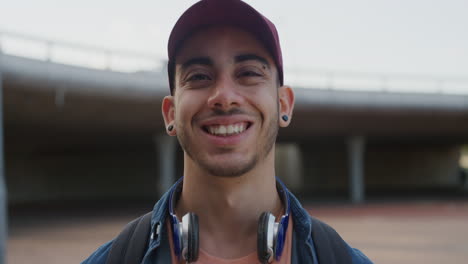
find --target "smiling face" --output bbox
[162,26,294,177]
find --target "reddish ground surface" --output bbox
[7,200,468,264]
[309,201,468,264]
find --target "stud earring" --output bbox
[168,124,174,132]
[281,115,289,122]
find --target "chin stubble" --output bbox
[178,113,278,178]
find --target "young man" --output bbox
[82,0,373,263]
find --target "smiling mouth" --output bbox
[203,122,251,137]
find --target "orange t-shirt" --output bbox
[167,216,293,264]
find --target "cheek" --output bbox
[246,88,278,110]
[174,92,204,121]
[245,96,278,121]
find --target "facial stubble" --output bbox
[177,105,279,178]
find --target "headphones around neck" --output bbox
[168,177,290,264]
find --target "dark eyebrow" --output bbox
[181,57,213,70]
[234,54,270,68]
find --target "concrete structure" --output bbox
[3,53,468,206]
[0,44,7,264]
[2,30,468,208]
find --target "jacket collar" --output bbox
[288,190,312,242]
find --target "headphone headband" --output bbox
[274,178,290,260]
[168,177,184,258]
[168,177,290,262]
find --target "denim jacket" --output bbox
[82,181,373,264]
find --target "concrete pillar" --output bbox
[0,44,7,264]
[347,136,365,204]
[460,152,468,190]
[155,134,177,196]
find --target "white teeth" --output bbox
[219,126,227,134]
[206,123,247,136]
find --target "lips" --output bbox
[203,122,250,137]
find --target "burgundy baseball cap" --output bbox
[167,0,283,93]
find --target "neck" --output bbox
[175,150,282,259]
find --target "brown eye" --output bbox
[239,70,261,77]
[187,73,211,81]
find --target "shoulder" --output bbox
[80,185,175,264]
[81,240,113,264]
[347,246,374,264]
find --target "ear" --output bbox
[162,96,177,135]
[278,85,295,127]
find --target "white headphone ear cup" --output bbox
[257,212,274,263]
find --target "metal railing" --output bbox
[0,30,164,72]
[286,68,468,95]
[1,30,468,94]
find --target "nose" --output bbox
[207,75,244,110]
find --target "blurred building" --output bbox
[2,32,468,207]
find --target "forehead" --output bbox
[175,26,274,66]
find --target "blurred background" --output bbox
[1,0,468,263]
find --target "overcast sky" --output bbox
[1,0,467,91]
